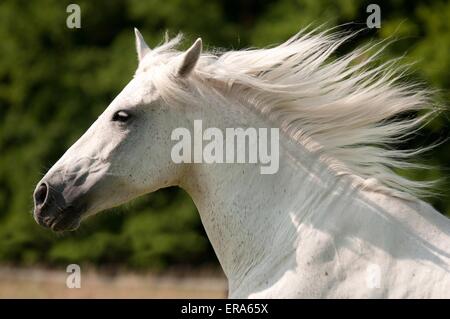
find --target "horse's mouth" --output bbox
[37,206,83,232]
[51,212,81,232]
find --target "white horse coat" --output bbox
[33,28,450,298]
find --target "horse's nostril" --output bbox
[34,183,48,206]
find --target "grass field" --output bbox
[0,266,227,298]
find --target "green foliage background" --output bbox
[0,0,448,269]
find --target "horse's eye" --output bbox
[112,110,131,123]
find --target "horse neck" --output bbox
[178,94,450,297]
[178,97,344,293]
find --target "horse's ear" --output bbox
[134,28,151,62]
[177,38,202,77]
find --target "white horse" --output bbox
[33,28,450,298]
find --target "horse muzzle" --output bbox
[33,181,85,231]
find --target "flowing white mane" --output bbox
[136,28,439,198]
